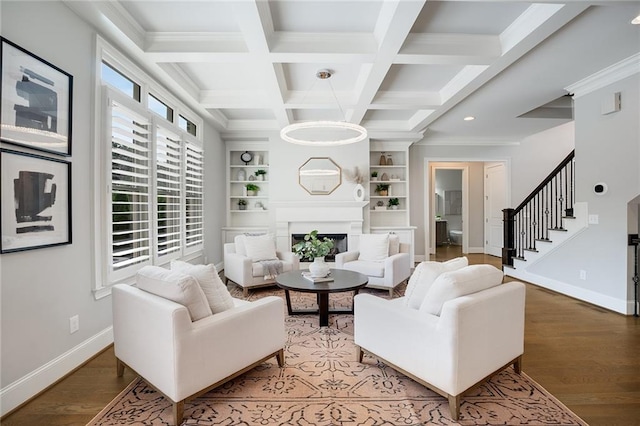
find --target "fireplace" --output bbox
[291,233,348,262]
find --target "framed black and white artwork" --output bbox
[1,148,72,253]
[0,37,73,156]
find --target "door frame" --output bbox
[431,165,469,254]
[424,158,511,258]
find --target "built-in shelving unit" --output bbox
[370,141,416,264]
[224,142,270,243]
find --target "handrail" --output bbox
[503,150,575,267]
[514,150,574,214]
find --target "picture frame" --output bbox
[0,37,73,156]
[1,148,72,253]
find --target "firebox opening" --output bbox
[291,233,348,262]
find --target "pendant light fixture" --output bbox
[280,69,367,146]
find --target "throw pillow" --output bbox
[404,257,468,309]
[419,264,504,316]
[136,265,212,321]
[171,260,235,314]
[358,233,390,262]
[388,234,400,256]
[244,234,278,261]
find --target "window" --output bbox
[179,114,197,137]
[149,93,174,122]
[101,61,141,101]
[109,102,151,274]
[96,45,204,291]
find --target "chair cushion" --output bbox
[388,234,400,255]
[171,260,234,314]
[342,260,385,278]
[136,265,212,321]
[419,264,504,316]
[243,234,277,261]
[404,257,468,309]
[358,233,389,261]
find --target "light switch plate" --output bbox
[588,214,599,224]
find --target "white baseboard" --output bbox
[506,268,629,314]
[0,327,114,416]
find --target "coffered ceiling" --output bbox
[66,1,640,144]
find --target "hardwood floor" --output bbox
[3,249,639,425]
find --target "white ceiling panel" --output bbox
[119,1,239,32]
[411,2,530,35]
[381,64,464,92]
[219,109,276,120]
[269,1,382,33]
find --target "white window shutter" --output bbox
[184,139,204,250]
[156,125,183,258]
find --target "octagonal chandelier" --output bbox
[280,69,368,146]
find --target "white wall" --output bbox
[268,134,369,203]
[0,1,225,413]
[529,74,639,313]
[409,122,576,257]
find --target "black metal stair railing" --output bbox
[503,150,575,267]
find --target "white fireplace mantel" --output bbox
[272,201,369,252]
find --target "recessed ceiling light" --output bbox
[632,14,640,24]
[463,116,475,121]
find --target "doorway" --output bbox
[425,159,510,260]
[435,169,464,257]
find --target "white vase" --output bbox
[353,183,365,202]
[309,257,330,278]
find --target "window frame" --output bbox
[93,36,204,299]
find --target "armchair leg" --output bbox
[173,400,184,425]
[243,287,248,298]
[356,345,364,363]
[448,394,461,420]
[388,288,394,298]
[276,348,285,367]
[116,358,125,377]
[513,355,522,374]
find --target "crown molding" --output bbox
[566,53,640,98]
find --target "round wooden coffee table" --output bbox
[276,268,368,327]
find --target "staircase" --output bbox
[504,202,588,280]
[502,150,589,279]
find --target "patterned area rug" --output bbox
[88,286,587,426]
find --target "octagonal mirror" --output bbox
[298,157,342,195]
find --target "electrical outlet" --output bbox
[69,315,79,334]
[588,214,599,224]
[579,270,587,280]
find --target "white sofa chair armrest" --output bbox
[438,282,525,394]
[224,250,253,284]
[277,250,300,267]
[335,250,359,267]
[381,252,411,286]
[176,296,286,400]
[354,293,444,366]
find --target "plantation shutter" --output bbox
[156,125,183,258]
[184,138,204,249]
[110,101,151,273]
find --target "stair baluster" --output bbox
[503,151,575,268]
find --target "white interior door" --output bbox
[484,163,506,257]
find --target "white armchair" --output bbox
[112,280,286,425]
[224,234,299,296]
[354,264,525,420]
[335,233,411,297]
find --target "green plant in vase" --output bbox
[375,183,390,196]
[245,183,260,196]
[238,199,247,210]
[255,169,267,181]
[388,198,400,209]
[292,230,334,262]
[371,171,379,181]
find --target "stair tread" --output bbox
[524,248,539,253]
[514,256,526,261]
[548,227,567,232]
[535,238,553,243]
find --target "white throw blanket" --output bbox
[260,259,283,280]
